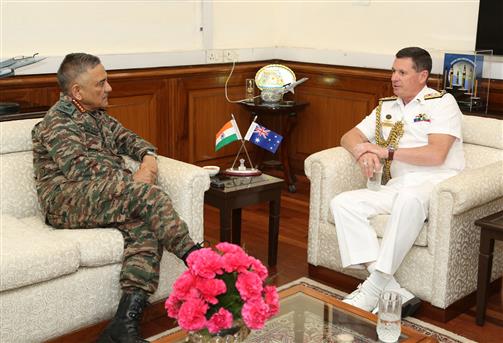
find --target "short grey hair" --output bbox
[57,53,101,94]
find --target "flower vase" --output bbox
[188,321,250,343]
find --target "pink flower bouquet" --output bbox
[165,243,280,336]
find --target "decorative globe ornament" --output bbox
[255,64,296,103]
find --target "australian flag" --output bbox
[244,122,283,154]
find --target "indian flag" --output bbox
[215,119,242,151]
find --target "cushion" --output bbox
[463,144,503,170]
[0,118,42,154]
[0,215,79,292]
[462,115,503,150]
[20,216,125,267]
[0,151,40,217]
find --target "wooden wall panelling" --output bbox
[157,79,171,159]
[290,88,378,172]
[106,78,166,156]
[0,74,59,110]
[282,62,393,173]
[166,77,189,160]
[187,86,252,165]
[488,79,503,114]
[1,62,500,174]
[179,66,259,166]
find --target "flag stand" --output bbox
[224,137,261,176]
[224,115,261,177]
[224,145,262,176]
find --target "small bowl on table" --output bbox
[202,166,220,177]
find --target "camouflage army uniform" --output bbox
[32,94,194,295]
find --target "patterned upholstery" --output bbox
[0,118,210,343]
[305,115,503,309]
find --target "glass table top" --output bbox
[154,283,428,343]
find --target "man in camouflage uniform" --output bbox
[32,53,201,343]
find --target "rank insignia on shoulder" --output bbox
[57,102,77,116]
[379,95,398,102]
[413,113,431,123]
[424,90,446,100]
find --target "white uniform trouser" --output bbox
[330,171,456,275]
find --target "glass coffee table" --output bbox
[152,282,435,343]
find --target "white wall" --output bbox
[2,0,203,55]
[212,0,479,54]
[3,0,500,79]
[273,1,479,55]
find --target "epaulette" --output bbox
[424,90,446,100]
[379,96,398,102]
[56,101,77,116]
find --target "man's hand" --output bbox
[358,152,382,178]
[133,155,158,184]
[354,142,387,160]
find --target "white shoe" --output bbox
[343,284,362,301]
[342,283,379,312]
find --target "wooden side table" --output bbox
[239,100,309,193]
[204,174,284,266]
[474,210,503,325]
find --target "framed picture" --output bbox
[442,52,489,113]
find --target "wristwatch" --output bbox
[145,150,158,159]
[387,147,395,161]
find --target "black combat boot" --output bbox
[181,241,207,266]
[97,290,149,343]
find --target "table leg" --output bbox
[281,113,298,193]
[268,194,281,266]
[232,208,242,245]
[476,230,494,325]
[220,206,232,243]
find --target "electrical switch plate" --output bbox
[223,49,239,62]
[206,50,223,63]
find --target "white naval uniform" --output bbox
[330,86,465,275]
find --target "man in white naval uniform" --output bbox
[330,47,465,315]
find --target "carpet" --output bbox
[147,277,476,343]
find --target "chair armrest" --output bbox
[434,160,503,215]
[305,146,365,221]
[304,147,365,264]
[426,161,503,306]
[122,155,210,242]
[156,156,210,242]
[427,160,503,252]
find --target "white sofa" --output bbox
[0,118,210,343]
[305,115,503,310]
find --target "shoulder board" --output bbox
[379,96,398,102]
[55,101,77,116]
[424,90,446,100]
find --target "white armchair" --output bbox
[304,115,503,311]
[0,118,210,343]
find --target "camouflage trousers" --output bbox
[45,179,194,295]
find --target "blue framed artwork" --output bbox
[443,53,483,91]
[442,53,487,112]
